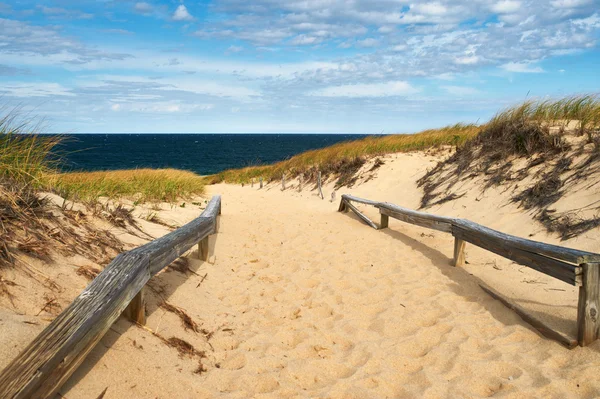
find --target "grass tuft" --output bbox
[49,168,205,203]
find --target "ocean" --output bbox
[55,134,369,175]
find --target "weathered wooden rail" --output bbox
[339,194,600,348]
[0,195,221,399]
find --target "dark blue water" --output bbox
[55,134,368,175]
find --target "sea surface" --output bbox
[55,134,369,175]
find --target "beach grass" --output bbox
[0,113,60,188]
[50,168,205,203]
[211,94,600,185]
[0,108,205,204]
[210,123,482,184]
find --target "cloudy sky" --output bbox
[1,0,599,133]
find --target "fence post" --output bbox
[251,178,254,188]
[577,263,600,346]
[298,176,302,192]
[453,238,466,267]
[198,236,209,261]
[259,177,263,189]
[318,171,324,199]
[124,287,146,325]
[282,174,286,191]
[380,213,389,229]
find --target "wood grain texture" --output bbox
[453,223,581,286]
[341,194,381,207]
[343,200,379,230]
[453,219,599,265]
[380,214,389,229]
[577,263,600,346]
[453,238,466,267]
[0,196,221,399]
[198,236,209,261]
[379,204,454,233]
[124,287,146,325]
[480,284,578,349]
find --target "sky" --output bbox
[1,0,599,133]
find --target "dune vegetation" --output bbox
[0,110,206,204]
[0,110,205,266]
[51,168,206,203]
[211,95,600,185]
[417,95,600,239]
[210,123,482,185]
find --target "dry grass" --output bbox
[76,265,102,280]
[161,301,200,333]
[0,108,152,267]
[213,94,600,190]
[418,94,600,239]
[210,123,481,184]
[49,168,205,203]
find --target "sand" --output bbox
[2,152,600,398]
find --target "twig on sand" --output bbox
[95,387,108,399]
[36,294,61,316]
[196,273,208,288]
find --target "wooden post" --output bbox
[577,263,600,346]
[282,174,286,191]
[251,178,254,188]
[453,238,466,267]
[298,176,302,192]
[124,287,146,325]
[380,213,389,229]
[318,171,324,199]
[198,236,209,261]
[259,177,263,189]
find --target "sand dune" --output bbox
[2,152,600,398]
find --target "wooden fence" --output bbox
[0,195,222,399]
[339,194,600,348]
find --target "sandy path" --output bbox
[49,177,600,398]
[193,184,600,398]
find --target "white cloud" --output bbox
[501,62,545,73]
[1,82,75,97]
[311,81,419,98]
[551,0,593,8]
[491,1,522,13]
[442,85,479,96]
[433,73,456,81]
[356,38,380,48]
[378,26,395,33]
[134,2,153,14]
[572,13,600,29]
[173,5,193,21]
[289,35,321,45]
[110,101,212,113]
[411,2,448,16]
[454,55,480,65]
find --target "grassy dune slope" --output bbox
[212,95,600,185]
[211,123,482,184]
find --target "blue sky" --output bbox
[1,0,599,133]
